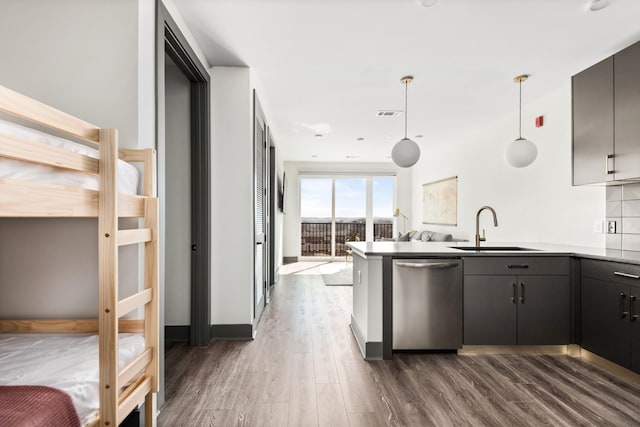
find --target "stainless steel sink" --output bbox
[450,246,538,251]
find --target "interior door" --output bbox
[254,93,267,322]
[268,139,276,301]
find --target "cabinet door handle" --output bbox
[507,264,529,269]
[520,282,525,304]
[511,282,517,304]
[631,296,638,322]
[620,293,629,318]
[606,153,615,175]
[614,271,640,280]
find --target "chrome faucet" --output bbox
[475,206,498,247]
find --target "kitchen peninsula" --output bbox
[347,240,640,377]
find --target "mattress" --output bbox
[0,333,146,426]
[0,118,139,195]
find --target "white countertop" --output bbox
[347,241,640,265]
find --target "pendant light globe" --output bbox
[505,137,537,168]
[392,138,421,167]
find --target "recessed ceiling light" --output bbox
[314,134,323,138]
[417,0,438,7]
[588,0,611,11]
[311,154,318,158]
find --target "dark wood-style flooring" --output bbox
[160,262,640,426]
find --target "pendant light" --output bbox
[505,74,537,168]
[391,76,420,168]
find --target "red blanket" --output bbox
[0,386,80,427]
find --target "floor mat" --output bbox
[321,265,353,286]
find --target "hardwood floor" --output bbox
[160,262,640,426]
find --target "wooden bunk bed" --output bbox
[0,84,159,427]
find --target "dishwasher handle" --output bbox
[395,262,459,269]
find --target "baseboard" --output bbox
[579,348,640,385]
[165,325,190,342]
[350,314,382,360]
[459,345,568,355]
[350,314,367,357]
[283,256,297,265]
[210,324,253,340]
[366,341,383,360]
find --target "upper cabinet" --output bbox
[614,42,640,182]
[572,57,614,185]
[572,40,640,185]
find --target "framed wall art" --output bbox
[422,176,458,225]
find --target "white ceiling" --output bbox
[173,0,640,164]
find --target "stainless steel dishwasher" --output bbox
[392,259,462,350]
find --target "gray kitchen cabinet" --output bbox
[581,277,630,367]
[572,40,640,185]
[518,275,570,345]
[464,275,517,345]
[614,41,640,181]
[581,259,640,372]
[463,257,570,345]
[572,56,614,185]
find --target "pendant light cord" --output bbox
[518,79,522,139]
[404,80,408,139]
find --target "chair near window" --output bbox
[345,231,360,263]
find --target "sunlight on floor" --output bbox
[279,261,352,276]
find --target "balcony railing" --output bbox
[301,221,393,256]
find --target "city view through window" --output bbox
[300,176,394,257]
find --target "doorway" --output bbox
[157,2,211,348]
[164,54,191,336]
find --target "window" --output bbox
[300,175,395,258]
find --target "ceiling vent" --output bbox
[376,110,402,117]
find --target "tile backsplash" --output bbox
[606,183,640,251]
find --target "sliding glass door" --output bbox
[335,178,366,256]
[300,175,394,259]
[300,178,332,256]
[373,176,394,240]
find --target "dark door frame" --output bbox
[157,1,211,347]
[268,131,276,298]
[253,90,267,323]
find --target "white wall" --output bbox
[282,161,412,258]
[410,85,605,248]
[0,0,143,315]
[164,58,192,326]
[0,0,141,148]
[210,67,255,325]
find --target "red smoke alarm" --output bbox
[535,116,544,127]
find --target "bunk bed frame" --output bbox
[0,84,159,427]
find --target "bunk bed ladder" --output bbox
[100,132,158,427]
[99,129,120,426]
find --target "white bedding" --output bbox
[0,333,145,425]
[0,118,139,195]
